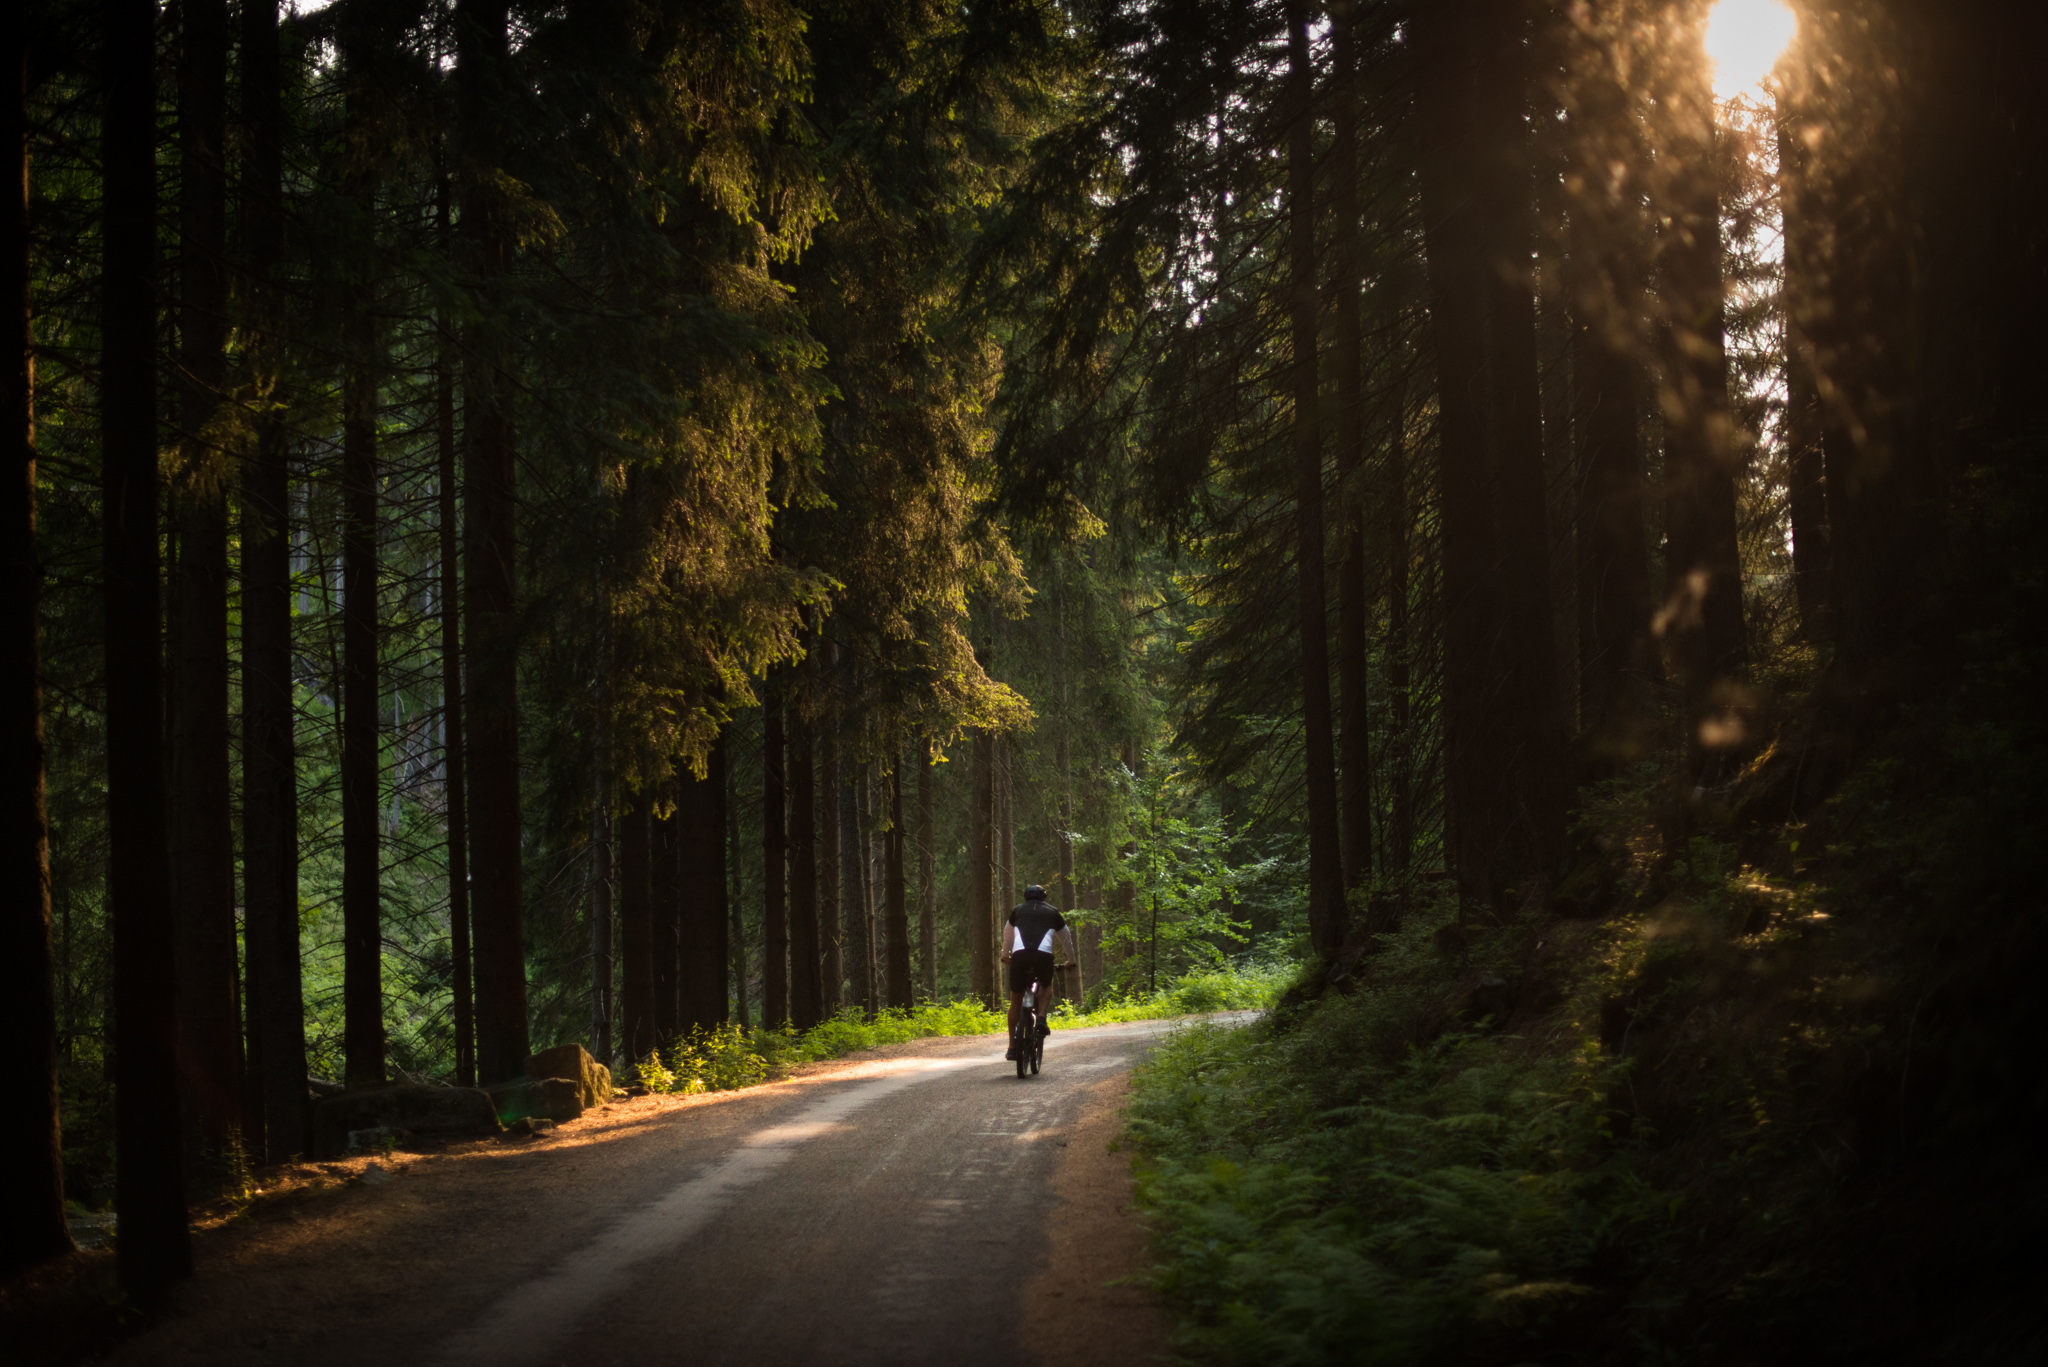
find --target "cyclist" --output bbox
[1002,884,1075,1061]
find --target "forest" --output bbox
[4,0,2043,1359]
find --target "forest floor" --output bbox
[8,1018,1220,1366]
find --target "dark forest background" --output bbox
[5,0,2044,1354]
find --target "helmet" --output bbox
[1024,884,1048,901]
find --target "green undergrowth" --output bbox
[1056,959,1295,1026]
[1126,898,1665,1367]
[1126,693,2048,1365]
[633,960,1289,1096]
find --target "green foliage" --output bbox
[1059,958,1294,1026]
[1123,904,1666,1366]
[639,1024,773,1095]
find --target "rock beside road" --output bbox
[526,1043,612,1108]
[312,1084,499,1158]
[485,1075,584,1124]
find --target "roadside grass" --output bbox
[633,960,1290,1097]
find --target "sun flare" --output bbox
[1705,0,1798,101]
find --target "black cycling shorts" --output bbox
[1008,949,1056,996]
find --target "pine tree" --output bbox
[455,0,528,1085]
[1413,0,1572,907]
[238,0,307,1162]
[169,0,243,1164]
[2,0,72,1272]
[1282,0,1347,953]
[103,0,190,1290]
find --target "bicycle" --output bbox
[1012,974,1048,1078]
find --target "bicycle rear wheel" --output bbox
[1014,1026,1028,1078]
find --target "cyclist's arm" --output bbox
[999,915,1013,963]
[1056,926,1076,964]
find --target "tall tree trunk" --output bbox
[436,171,475,1088]
[588,756,612,1065]
[238,0,305,1164]
[2,6,73,1271]
[839,742,864,1015]
[817,645,841,1015]
[1413,0,1573,908]
[884,757,911,1010]
[1562,11,1662,769]
[1329,4,1374,897]
[1776,95,1831,642]
[1650,2,1746,768]
[917,739,935,1002]
[709,739,730,1024]
[1385,394,1414,875]
[787,685,820,1029]
[995,734,1014,909]
[761,689,789,1026]
[618,791,652,1064]
[651,786,680,1044]
[727,734,747,1029]
[104,0,191,1290]
[677,740,727,1030]
[1081,882,1103,989]
[169,0,241,1172]
[456,0,528,1085]
[969,727,994,1004]
[859,767,881,1015]
[339,4,383,1090]
[1284,0,1348,953]
[1117,739,1137,975]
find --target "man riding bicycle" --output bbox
[1003,885,1075,1061]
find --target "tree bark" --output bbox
[2,7,73,1271]
[995,734,1014,909]
[1776,95,1831,642]
[436,170,475,1087]
[104,0,191,1290]
[677,740,728,1030]
[588,755,612,1065]
[1284,0,1349,952]
[727,733,748,1029]
[238,0,305,1164]
[618,791,652,1063]
[969,728,994,1004]
[885,757,911,1010]
[1413,0,1573,907]
[839,742,864,1014]
[1329,4,1374,896]
[1650,2,1746,766]
[339,3,384,1090]
[917,739,936,1001]
[817,646,841,1015]
[169,0,242,1171]
[787,684,821,1029]
[761,688,789,1026]
[456,0,528,1085]
[859,767,881,1015]
[1117,739,1137,975]
[1385,394,1414,875]
[650,785,680,1044]
[1081,882,1103,988]
[1562,12,1663,769]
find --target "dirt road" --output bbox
[99,1021,1187,1367]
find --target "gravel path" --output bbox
[97,1020,1191,1367]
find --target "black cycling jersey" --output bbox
[1005,899,1067,955]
